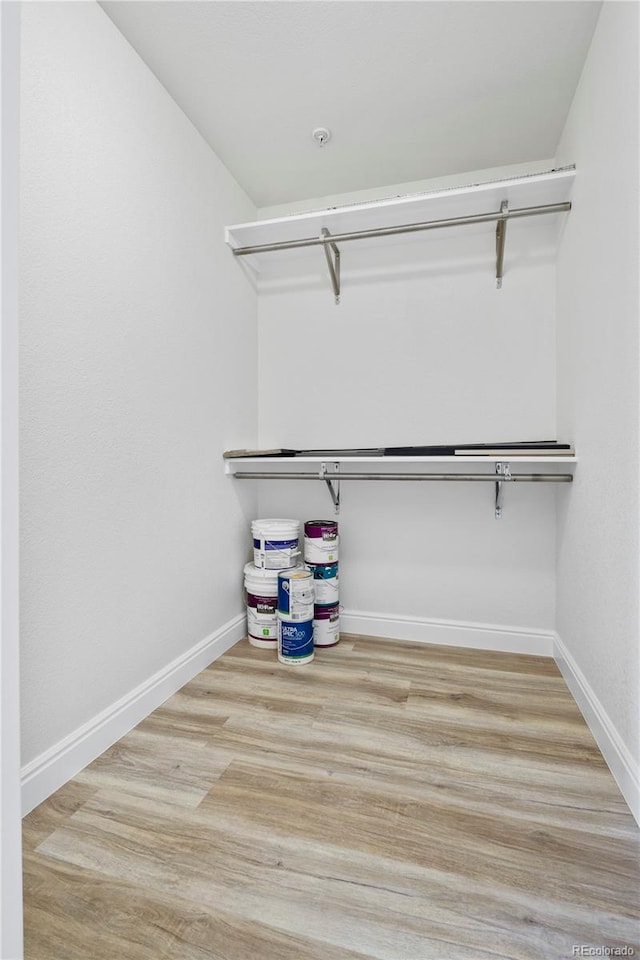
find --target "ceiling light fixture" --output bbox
[312,127,331,147]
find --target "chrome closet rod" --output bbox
[233,472,573,483]
[231,201,571,256]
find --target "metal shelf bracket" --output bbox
[495,200,508,289]
[320,461,341,514]
[321,228,341,305]
[494,461,512,518]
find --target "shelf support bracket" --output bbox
[321,228,341,305]
[495,461,512,519]
[495,200,508,289]
[320,461,341,514]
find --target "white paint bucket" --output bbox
[304,520,339,563]
[277,567,314,621]
[277,612,314,664]
[313,603,340,647]
[306,561,339,605]
[243,562,278,649]
[252,518,300,570]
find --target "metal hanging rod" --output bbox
[232,472,573,482]
[231,201,571,257]
[232,461,573,519]
[231,199,571,302]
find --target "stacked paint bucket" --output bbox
[244,519,301,652]
[304,520,340,648]
[276,565,315,665]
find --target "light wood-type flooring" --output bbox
[23,636,640,960]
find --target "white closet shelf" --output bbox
[225,166,576,301]
[224,454,576,519]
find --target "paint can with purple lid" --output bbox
[304,520,339,564]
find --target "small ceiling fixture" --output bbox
[312,127,331,147]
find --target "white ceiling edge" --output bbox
[257,158,559,220]
[98,1,600,207]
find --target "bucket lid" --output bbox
[244,562,280,579]
[252,518,300,531]
[245,561,306,578]
[304,520,338,535]
[277,568,312,581]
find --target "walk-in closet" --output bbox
[1,2,638,958]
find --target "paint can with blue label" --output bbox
[306,561,339,605]
[252,518,300,570]
[313,602,340,647]
[277,613,314,665]
[277,567,314,620]
[304,520,339,564]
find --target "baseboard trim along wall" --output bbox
[21,613,246,816]
[340,610,555,656]
[554,632,640,826]
[24,613,637,826]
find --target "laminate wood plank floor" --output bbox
[23,636,640,960]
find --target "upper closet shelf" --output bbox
[225,166,576,303]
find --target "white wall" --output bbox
[257,186,560,647]
[1,2,23,955]
[19,2,258,797]
[554,2,639,815]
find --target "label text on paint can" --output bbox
[307,562,339,604]
[303,537,339,563]
[253,538,297,552]
[246,593,278,639]
[304,521,338,540]
[247,592,277,617]
[278,618,314,662]
[304,520,339,563]
[277,570,314,619]
[313,602,340,647]
[247,605,278,645]
[247,614,277,641]
[253,537,299,570]
[247,593,278,641]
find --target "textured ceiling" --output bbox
[100,1,601,208]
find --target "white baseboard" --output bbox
[21,614,246,816]
[554,632,640,825]
[340,609,555,656]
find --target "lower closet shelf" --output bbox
[223,453,576,519]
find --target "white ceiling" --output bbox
[100,1,601,208]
